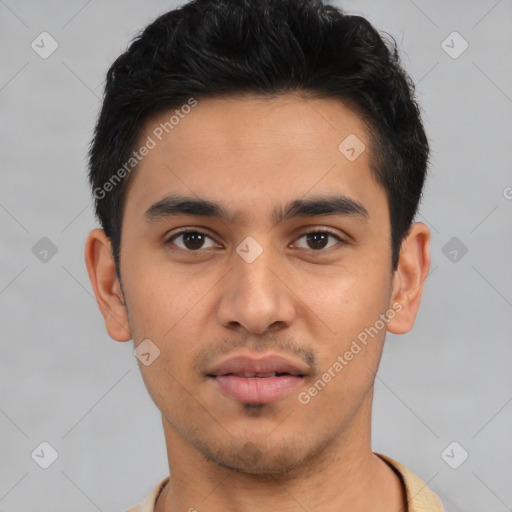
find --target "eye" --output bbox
[294,229,345,251]
[165,230,219,251]
[165,228,347,253]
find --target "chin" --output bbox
[208,451,305,475]
[197,436,319,476]
[198,440,303,475]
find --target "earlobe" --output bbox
[84,228,132,342]
[386,222,431,335]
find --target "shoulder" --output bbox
[375,453,444,512]
[125,476,170,512]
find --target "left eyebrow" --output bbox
[272,195,369,224]
[143,193,370,224]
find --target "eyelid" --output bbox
[164,226,349,252]
[292,227,348,248]
[164,228,221,249]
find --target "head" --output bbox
[85,0,430,475]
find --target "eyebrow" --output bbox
[143,193,369,225]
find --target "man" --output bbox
[84,0,443,510]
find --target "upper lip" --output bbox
[207,354,309,377]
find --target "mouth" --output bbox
[210,371,305,378]
[206,354,308,404]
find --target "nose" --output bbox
[216,240,297,335]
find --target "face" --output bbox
[86,93,429,475]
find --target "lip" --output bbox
[207,353,309,404]
[207,354,309,378]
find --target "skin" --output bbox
[85,93,430,512]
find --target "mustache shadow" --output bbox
[192,333,319,375]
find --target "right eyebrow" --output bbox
[143,195,235,223]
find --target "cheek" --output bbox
[298,261,392,338]
[123,253,213,338]
[122,264,215,389]
[296,349,379,429]
[132,314,208,414]
[298,315,386,418]
[294,253,392,400]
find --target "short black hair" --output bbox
[88,0,429,275]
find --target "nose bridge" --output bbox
[216,235,296,333]
[237,245,277,298]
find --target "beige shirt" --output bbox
[126,452,444,512]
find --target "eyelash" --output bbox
[164,228,347,252]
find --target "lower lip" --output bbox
[211,375,303,404]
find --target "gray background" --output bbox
[1,0,511,511]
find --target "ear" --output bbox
[84,228,132,342]
[386,222,431,335]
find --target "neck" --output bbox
[155,393,407,512]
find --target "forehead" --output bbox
[123,93,385,223]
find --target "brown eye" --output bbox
[167,231,218,251]
[295,230,344,251]
[306,232,329,250]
